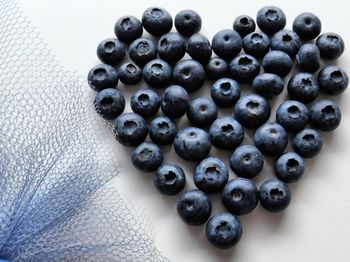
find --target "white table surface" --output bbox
[18,0,350,261]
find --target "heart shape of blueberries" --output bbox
[88,6,348,249]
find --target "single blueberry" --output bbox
[177,189,212,226]
[206,57,229,81]
[154,163,186,195]
[262,50,292,78]
[242,32,270,58]
[128,38,157,67]
[316,33,345,59]
[233,15,256,37]
[97,38,125,65]
[209,117,244,150]
[87,64,118,91]
[229,54,260,83]
[296,44,321,73]
[175,9,202,37]
[318,65,348,95]
[271,29,301,58]
[118,62,142,85]
[293,12,321,41]
[212,29,242,61]
[259,179,291,212]
[187,33,212,64]
[309,99,342,132]
[194,157,229,194]
[211,78,240,108]
[158,32,186,64]
[114,15,143,44]
[292,128,323,158]
[174,127,211,162]
[131,142,163,172]
[143,59,172,88]
[287,72,319,104]
[206,212,242,249]
[276,100,309,133]
[221,178,259,215]
[142,7,173,37]
[234,94,271,129]
[130,88,160,118]
[252,73,284,98]
[94,88,125,120]
[275,152,305,183]
[114,113,148,146]
[256,6,286,35]
[230,145,264,178]
[187,98,218,127]
[173,59,206,93]
[161,85,190,118]
[149,116,177,145]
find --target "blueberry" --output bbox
[87,64,118,91]
[128,38,157,66]
[252,73,284,98]
[131,142,163,172]
[254,122,288,156]
[276,100,309,133]
[309,99,342,132]
[212,29,242,61]
[154,163,186,195]
[187,98,218,127]
[233,15,256,38]
[293,12,321,41]
[318,65,348,95]
[161,85,189,118]
[118,62,142,85]
[187,33,212,64]
[177,189,212,226]
[221,178,258,215]
[130,88,160,118]
[316,33,345,59]
[158,32,186,64]
[259,179,291,212]
[94,88,125,120]
[296,44,321,73]
[211,78,240,108]
[97,38,125,65]
[142,7,173,37]
[173,59,205,93]
[174,127,211,162]
[271,29,301,58]
[143,59,172,88]
[256,6,286,35]
[230,145,264,178]
[287,72,319,104]
[242,32,270,58]
[114,113,148,146]
[114,15,143,44]
[175,9,202,37]
[229,54,260,83]
[234,94,271,129]
[209,117,244,150]
[206,212,242,249]
[206,57,229,81]
[149,116,177,145]
[292,128,323,158]
[275,152,305,183]
[194,157,229,194]
[262,50,292,78]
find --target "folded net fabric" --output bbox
[0,0,167,261]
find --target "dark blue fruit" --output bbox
[212,29,242,61]
[114,15,143,44]
[206,57,229,81]
[287,72,319,104]
[316,33,345,59]
[259,179,291,212]
[154,163,186,195]
[211,78,240,108]
[233,15,256,38]
[293,12,321,41]
[187,33,212,64]
[275,152,305,183]
[276,100,309,133]
[256,6,286,35]
[118,62,142,85]
[94,88,125,120]
[130,88,160,118]
[173,59,206,93]
[114,113,148,146]
[270,29,301,58]
[161,85,190,118]
[309,99,342,132]
[242,32,270,58]
[252,73,284,98]
[318,65,348,95]
[229,54,260,83]
[131,142,163,172]
[175,9,202,37]
[128,38,157,66]
[186,98,218,127]
[149,116,177,145]
[143,59,172,88]
[262,50,292,78]
[292,128,323,158]
[87,64,118,91]
[296,44,321,73]
[158,32,186,64]
[97,38,125,65]
[142,7,173,37]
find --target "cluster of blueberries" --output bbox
[88,6,348,249]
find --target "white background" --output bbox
[17,0,350,261]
